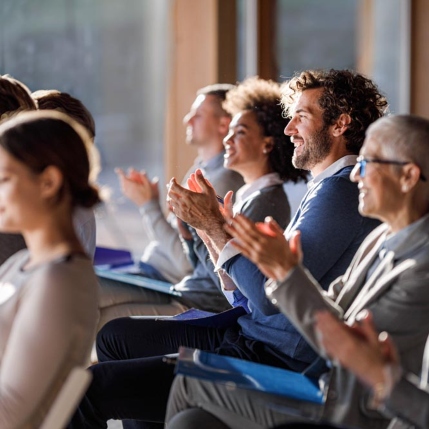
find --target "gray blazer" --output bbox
[268,214,429,429]
[384,336,429,429]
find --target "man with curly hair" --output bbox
[163,69,389,429]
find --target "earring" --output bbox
[263,149,268,154]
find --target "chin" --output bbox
[0,223,20,234]
[358,204,377,220]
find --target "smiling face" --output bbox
[223,110,271,182]
[0,147,45,233]
[183,94,227,147]
[284,88,334,173]
[350,132,404,224]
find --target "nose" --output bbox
[223,130,234,147]
[284,117,296,136]
[183,111,193,125]
[350,163,361,183]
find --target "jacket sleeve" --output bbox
[139,199,192,281]
[383,372,429,428]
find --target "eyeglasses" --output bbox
[356,156,427,182]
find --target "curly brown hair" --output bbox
[281,69,389,154]
[223,76,307,183]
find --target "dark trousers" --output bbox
[67,317,227,429]
[167,409,339,429]
[67,316,310,429]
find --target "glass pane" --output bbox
[0,0,170,254]
[275,0,358,79]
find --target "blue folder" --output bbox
[94,246,134,268]
[175,347,326,404]
[94,246,178,296]
[166,306,246,327]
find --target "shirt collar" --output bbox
[384,213,429,256]
[307,155,358,189]
[235,172,284,204]
[197,151,225,173]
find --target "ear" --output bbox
[218,115,231,136]
[263,136,274,154]
[39,166,64,200]
[400,163,421,193]
[331,113,352,137]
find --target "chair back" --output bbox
[40,367,92,429]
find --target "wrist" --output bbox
[205,217,229,248]
[369,363,402,409]
[273,262,297,282]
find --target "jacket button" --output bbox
[328,390,337,400]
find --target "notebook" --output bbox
[175,347,326,404]
[94,246,178,296]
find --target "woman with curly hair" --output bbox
[222,76,307,185]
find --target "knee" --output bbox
[96,317,130,362]
[167,408,229,429]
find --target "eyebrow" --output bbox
[230,123,250,130]
[294,107,312,115]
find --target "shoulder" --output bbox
[73,206,95,226]
[0,249,29,275]
[29,255,98,300]
[318,167,356,188]
[210,168,245,195]
[242,184,288,207]
[241,185,290,227]
[310,169,358,203]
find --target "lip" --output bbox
[291,136,304,146]
[292,139,305,156]
[224,144,235,159]
[358,185,368,198]
[224,150,235,160]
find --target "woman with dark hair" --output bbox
[0,74,36,121]
[32,88,99,258]
[0,110,100,428]
[222,76,307,185]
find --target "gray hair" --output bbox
[366,114,429,182]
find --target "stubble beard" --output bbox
[292,124,333,171]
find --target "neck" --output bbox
[310,150,354,177]
[197,141,224,163]
[385,196,429,233]
[22,210,84,269]
[237,164,272,185]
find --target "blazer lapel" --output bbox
[336,230,388,310]
[344,256,416,321]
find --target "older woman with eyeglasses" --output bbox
[165,114,429,429]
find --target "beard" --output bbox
[292,124,333,171]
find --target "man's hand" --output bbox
[224,214,300,281]
[116,168,159,207]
